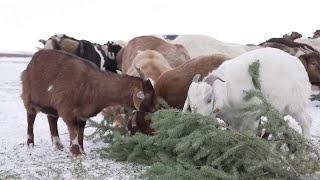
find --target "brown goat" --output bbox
[155,54,230,109]
[120,36,190,73]
[126,50,172,83]
[21,49,157,156]
[282,31,302,41]
[299,52,320,86]
[105,50,171,130]
[311,30,320,39]
[260,38,317,57]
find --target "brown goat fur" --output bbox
[155,54,230,109]
[260,42,298,56]
[312,30,320,39]
[116,47,125,71]
[121,36,190,73]
[299,52,320,85]
[262,38,317,53]
[282,31,302,41]
[126,50,172,83]
[21,49,157,156]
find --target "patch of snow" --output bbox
[71,135,79,145]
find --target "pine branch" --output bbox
[248,60,261,90]
[305,142,320,160]
[310,92,320,101]
[240,172,270,179]
[92,60,320,179]
[263,165,320,180]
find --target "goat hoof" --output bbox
[54,143,64,150]
[70,144,84,157]
[27,138,34,147]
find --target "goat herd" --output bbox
[21,31,320,157]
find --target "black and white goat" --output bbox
[39,34,122,73]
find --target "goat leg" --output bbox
[47,115,64,150]
[27,111,37,147]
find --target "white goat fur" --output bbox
[171,34,247,59]
[183,47,312,138]
[295,37,320,52]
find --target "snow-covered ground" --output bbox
[0,57,319,179]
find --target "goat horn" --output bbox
[204,74,225,85]
[214,75,225,82]
[39,39,46,45]
[192,74,201,82]
[134,65,147,80]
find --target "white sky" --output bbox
[0,0,319,52]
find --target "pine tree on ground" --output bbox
[94,60,320,179]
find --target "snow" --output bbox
[0,57,319,179]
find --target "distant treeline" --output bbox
[0,53,34,58]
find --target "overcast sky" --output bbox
[0,0,319,52]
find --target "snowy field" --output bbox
[0,57,319,179]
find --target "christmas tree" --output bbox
[92,60,320,179]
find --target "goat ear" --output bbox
[135,65,147,80]
[131,110,137,127]
[192,74,201,83]
[137,91,145,99]
[204,74,225,85]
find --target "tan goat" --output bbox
[119,36,190,73]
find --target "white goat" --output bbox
[183,47,312,138]
[295,37,320,53]
[171,34,247,58]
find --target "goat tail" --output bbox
[20,69,33,109]
[20,70,28,102]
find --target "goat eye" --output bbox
[207,98,212,103]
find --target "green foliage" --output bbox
[86,109,132,143]
[248,60,261,90]
[106,109,319,179]
[310,92,320,102]
[95,60,320,179]
[86,98,172,143]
